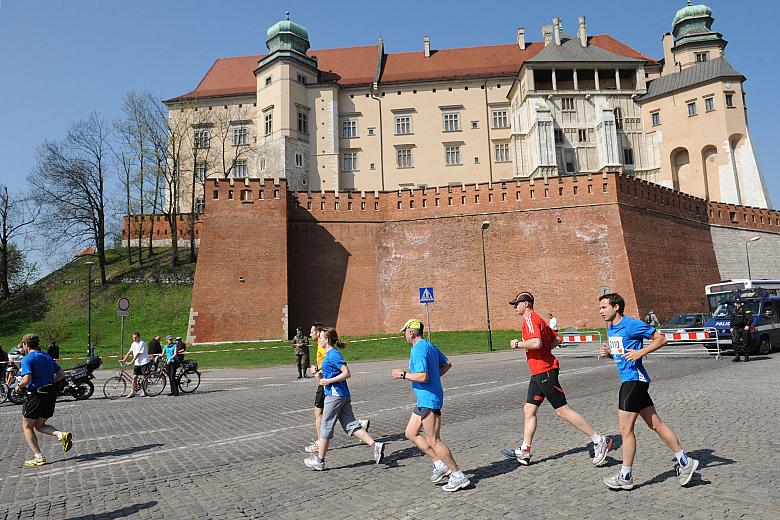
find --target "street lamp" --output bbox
[85,261,95,357]
[746,236,760,279]
[480,220,493,352]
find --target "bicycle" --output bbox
[0,382,7,404]
[141,355,167,397]
[175,359,201,394]
[102,362,138,399]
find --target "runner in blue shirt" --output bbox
[598,293,699,490]
[391,319,470,492]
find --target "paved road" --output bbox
[0,348,778,519]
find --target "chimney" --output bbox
[661,32,674,75]
[577,16,587,47]
[542,24,553,46]
[516,27,526,50]
[424,35,431,58]
[553,17,562,45]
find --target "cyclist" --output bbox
[120,331,150,398]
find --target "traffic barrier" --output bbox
[555,330,603,358]
[656,327,721,359]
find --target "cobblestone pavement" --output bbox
[0,347,778,519]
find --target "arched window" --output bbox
[195,196,205,214]
[614,108,624,130]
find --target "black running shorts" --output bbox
[618,381,654,413]
[314,384,325,409]
[526,369,568,409]
[23,392,56,420]
[133,364,150,376]
[413,407,441,419]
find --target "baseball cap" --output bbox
[508,292,534,306]
[175,337,182,340]
[400,318,423,331]
[18,333,39,348]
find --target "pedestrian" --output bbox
[175,337,187,359]
[305,323,369,453]
[643,310,660,328]
[501,292,611,467]
[120,331,150,398]
[148,335,163,357]
[163,336,180,396]
[15,334,73,467]
[548,313,559,333]
[304,327,385,470]
[391,318,470,492]
[46,342,59,360]
[292,326,310,379]
[598,293,699,490]
[729,299,752,362]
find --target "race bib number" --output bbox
[608,336,625,356]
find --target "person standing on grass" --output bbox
[598,293,699,490]
[500,291,612,468]
[304,328,385,470]
[292,326,310,379]
[15,334,73,467]
[391,318,470,493]
[120,331,150,398]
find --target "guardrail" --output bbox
[656,327,721,360]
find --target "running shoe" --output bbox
[304,440,320,453]
[360,419,370,433]
[603,471,634,490]
[500,447,531,465]
[442,472,470,492]
[431,465,451,483]
[60,432,73,454]
[304,456,325,471]
[592,436,613,467]
[22,455,46,468]
[373,441,385,464]
[675,458,699,487]
[126,392,136,399]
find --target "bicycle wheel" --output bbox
[143,371,167,397]
[0,383,7,404]
[102,376,127,400]
[177,369,200,393]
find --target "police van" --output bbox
[703,290,780,355]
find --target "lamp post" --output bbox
[85,261,94,357]
[480,220,493,352]
[745,236,760,279]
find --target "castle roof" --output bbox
[639,57,744,102]
[168,35,654,102]
[526,34,652,63]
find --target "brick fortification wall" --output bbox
[188,171,780,343]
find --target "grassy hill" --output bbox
[0,248,193,367]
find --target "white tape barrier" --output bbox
[657,327,721,359]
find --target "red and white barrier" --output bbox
[557,334,600,343]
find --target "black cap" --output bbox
[508,292,534,306]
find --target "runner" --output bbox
[303,328,385,470]
[15,334,73,467]
[500,291,612,467]
[598,293,699,490]
[391,319,470,492]
[305,323,368,453]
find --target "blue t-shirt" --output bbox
[408,339,449,409]
[20,350,61,391]
[164,343,177,361]
[607,316,655,383]
[321,348,350,397]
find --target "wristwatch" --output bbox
[401,371,406,379]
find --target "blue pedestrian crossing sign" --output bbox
[419,287,435,304]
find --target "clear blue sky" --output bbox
[1,0,778,206]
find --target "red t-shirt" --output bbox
[521,311,560,375]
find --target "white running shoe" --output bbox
[592,436,613,466]
[360,419,370,432]
[442,472,470,492]
[431,465,451,483]
[304,441,320,453]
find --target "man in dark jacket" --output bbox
[730,300,752,362]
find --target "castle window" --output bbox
[443,113,460,132]
[725,92,735,108]
[297,111,308,134]
[396,148,413,168]
[195,163,207,182]
[554,128,564,144]
[494,143,510,162]
[564,149,576,173]
[651,111,661,126]
[240,189,252,202]
[578,129,588,143]
[687,101,697,117]
[343,152,358,172]
[367,127,375,136]
[195,196,205,214]
[342,120,357,138]
[297,74,307,84]
[614,108,624,130]
[232,125,248,146]
[695,52,709,63]
[233,159,247,178]
[704,96,715,112]
[623,148,634,165]
[295,153,303,167]
[471,121,479,129]
[259,157,266,172]
[263,110,273,135]
[492,110,509,128]
[193,128,210,149]
[561,98,575,111]
[395,116,412,135]
[265,76,272,86]
[445,145,461,166]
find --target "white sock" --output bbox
[591,433,604,444]
[520,443,531,452]
[33,452,42,458]
[451,470,464,479]
[55,431,63,440]
[621,465,632,478]
[675,450,689,466]
[433,459,446,470]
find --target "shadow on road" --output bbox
[75,443,164,462]
[636,448,733,489]
[64,500,157,520]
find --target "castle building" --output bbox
[165,3,771,218]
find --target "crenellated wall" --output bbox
[178,171,780,343]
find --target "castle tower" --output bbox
[639,3,772,208]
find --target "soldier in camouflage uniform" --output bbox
[292,327,311,378]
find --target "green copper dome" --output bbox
[672,2,713,28]
[672,2,717,42]
[266,12,310,54]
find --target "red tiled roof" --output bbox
[169,36,654,102]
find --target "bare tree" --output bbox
[0,185,39,299]
[212,104,255,178]
[30,113,113,284]
[186,108,214,263]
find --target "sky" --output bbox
[0,0,778,265]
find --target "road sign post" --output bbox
[117,298,130,359]
[419,287,434,339]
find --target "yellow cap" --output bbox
[400,318,423,331]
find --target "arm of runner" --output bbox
[598,343,613,359]
[53,368,65,383]
[321,363,350,385]
[391,368,429,383]
[624,330,667,361]
[17,373,31,391]
[511,337,542,350]
[439,360,452,376]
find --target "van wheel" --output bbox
[758,337,771,356]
